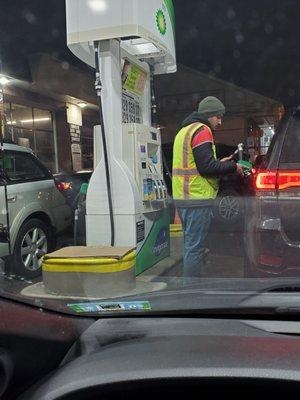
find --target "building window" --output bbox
[4,103,56,172]
[81,125,93,169]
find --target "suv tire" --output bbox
[12,218,54,279]
[213,188,244,226]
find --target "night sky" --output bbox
[174,0,300,106]
[0,0,299,106]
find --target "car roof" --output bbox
[3,143,33,153]
[54,169,92,176]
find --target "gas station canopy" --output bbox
[66,0,176,74]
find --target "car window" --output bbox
[0,0,299,323]
[2,151,49,182]
[3,3,300,398]
[280,115,300,163]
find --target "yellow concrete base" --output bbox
[42,248,136,297]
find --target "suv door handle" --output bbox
[7,195,17,203]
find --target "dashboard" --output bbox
[0,305,296,399]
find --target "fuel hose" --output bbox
[94,41,115,247]
[150,65,158,126]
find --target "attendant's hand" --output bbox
[220,154,234,162]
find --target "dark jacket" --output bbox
[181,112,236,177]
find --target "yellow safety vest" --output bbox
[172,122,219,201]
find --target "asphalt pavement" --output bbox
[57,221,245,279]
[0,221,245,300]
[142,222,245,279]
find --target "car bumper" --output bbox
[245,214,300,277]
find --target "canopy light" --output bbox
[122,38,162,59]
[0,76,10,85]
[20,117,51,123]
[77,102,87,108]
[88,0,107,13]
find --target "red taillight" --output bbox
[255,171,277,190]
[255,170,300,191]
[55,180,71,192]
[277,171,300,190]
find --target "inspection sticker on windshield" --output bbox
[67,301,151,313]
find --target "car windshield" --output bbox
[0,0,299,318]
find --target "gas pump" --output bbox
[66,0,176,274]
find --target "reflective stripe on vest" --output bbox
[172,169,199,175]
[172,122,219,201]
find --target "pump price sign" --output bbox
[122,93,141,123]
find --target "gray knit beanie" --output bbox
[198,96,225,118]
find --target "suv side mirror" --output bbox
[0,225,9,243]
[0,168,5,186]
[254,154,265,168]
[0,169,6,185]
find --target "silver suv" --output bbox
[0,143,71,278]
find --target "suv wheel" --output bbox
[13,219,53,279]
[214,188,244,226]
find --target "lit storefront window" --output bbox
[4,103,56,172]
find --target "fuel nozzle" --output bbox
[235,143,252,176]
[237,143,244,161]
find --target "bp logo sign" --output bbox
[156,9,167,35]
